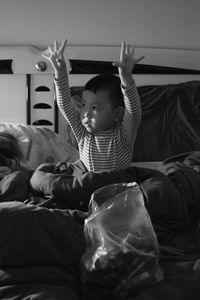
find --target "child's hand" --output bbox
[113,41,144,87]
[42,39,68,80]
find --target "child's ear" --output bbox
[113,107,125,122]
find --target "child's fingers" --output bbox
[48,45,54,57]
[42,45,52,60]
[42,53,49,60]
[59,39,67,54]
[58,39,67,60]
[54,40,59,52]
[120,41,126,62]
[42,48,53,61]
[129,46,135,56]
[112,61,122,68]
[126,44,130,55]
[50,56,57,67]
[135,55,145,63]
[42,53,57,69]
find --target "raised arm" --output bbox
[42,39,84,143]
[113,42,144,143]
[113,41,144,88]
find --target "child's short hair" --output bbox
[84,74,124,108]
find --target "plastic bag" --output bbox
[81,182,163,298]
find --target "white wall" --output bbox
[0,0,199,50]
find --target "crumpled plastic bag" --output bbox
[81,182,163,298]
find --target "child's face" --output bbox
[81,90,119,133]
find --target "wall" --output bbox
[0,0,199,50]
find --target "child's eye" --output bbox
[92,106,99,111]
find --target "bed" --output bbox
[0,44,200,300]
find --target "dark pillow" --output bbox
[134,81,200,161]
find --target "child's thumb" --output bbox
[112,61,121,68]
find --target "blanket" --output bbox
[0,159,200,299]
[30,162,200,242]
[0,201,85,300]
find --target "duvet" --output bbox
[0,157,200,299]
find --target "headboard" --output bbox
[0,45,200,162]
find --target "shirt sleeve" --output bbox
[120,80,142,147]
[54,76,85,143]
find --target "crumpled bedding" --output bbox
[0,156,200,299]
[30,160,200,235]
[0,166,85,299]
[0,201,85,300]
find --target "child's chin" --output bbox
[84,126,94,133]
[86,127,95,133]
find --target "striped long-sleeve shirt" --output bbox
[55,76,142,172]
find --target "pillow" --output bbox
[134,81,200,161]
[0,122,79,170]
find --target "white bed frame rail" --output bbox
[0,45,200,132]
[0,44,200,74]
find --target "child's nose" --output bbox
[84,110,92,118]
